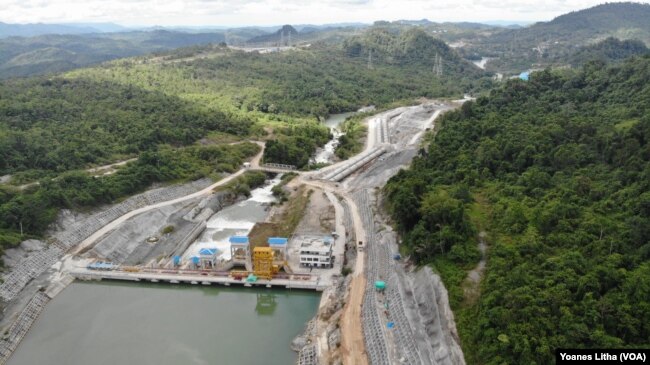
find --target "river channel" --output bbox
[313,112,356,164]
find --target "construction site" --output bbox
[0,102,467,365]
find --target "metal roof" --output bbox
[199,248,218,256]
[268,237,288,245]
[229,236,249,244]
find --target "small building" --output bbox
[299,236,334,268]
[199,248,219,269]
[519,71,530,81]
[191,256,200,268]
[268,237,288,263]
[230,236,250,263]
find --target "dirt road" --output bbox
[72,145,265,255]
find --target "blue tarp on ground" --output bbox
[229,236,249,244]
[246,274,258,282]
[519,71,530,81]
[268,237,288,245]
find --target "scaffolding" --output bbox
[253,247,278,280]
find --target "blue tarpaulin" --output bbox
[519,71,530,81]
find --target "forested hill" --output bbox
[0,77,251,176]
[343,27,479,77]
[471,2,650,72]
[543,2,650,37]
[569,37,649,67]
[69,29,485,117]
[248,25,298,44]
[385,56,650,363]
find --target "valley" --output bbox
[0,3,649,365]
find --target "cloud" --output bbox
[0,0,648,26]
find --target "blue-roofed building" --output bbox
[199,248,219,269]
[199,248,217,256]
[230,236,250,263]
[229,236,249,244]
[268,237,288,263]
[519,71,530,81]
[268,237,288,245]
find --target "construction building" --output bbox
[253,247,279,280]
[298,236,334,268]
[199,248,219,269]
[230,236,250,264]
[268,237,288,262]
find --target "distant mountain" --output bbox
[0,30,226,79]
[60,22,129,33]
[0,22,127,38]
[247,25,298,45]
[464,2,650,72]
[342,27,482,76]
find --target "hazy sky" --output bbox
[2,0,649,26]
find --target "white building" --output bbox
[299,236,334,268]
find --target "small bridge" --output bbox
[251,163,298,173]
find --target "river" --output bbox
[9,177,322,365]
[313,112,356,164]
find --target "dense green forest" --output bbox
[568,37,649,66]
[385,56,650,363]
[0,77,252,177]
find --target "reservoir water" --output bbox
[9,177,321,365]
[8,282,320,365]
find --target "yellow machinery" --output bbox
[253,247,279,280]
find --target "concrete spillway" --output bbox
[322,146,387,182]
